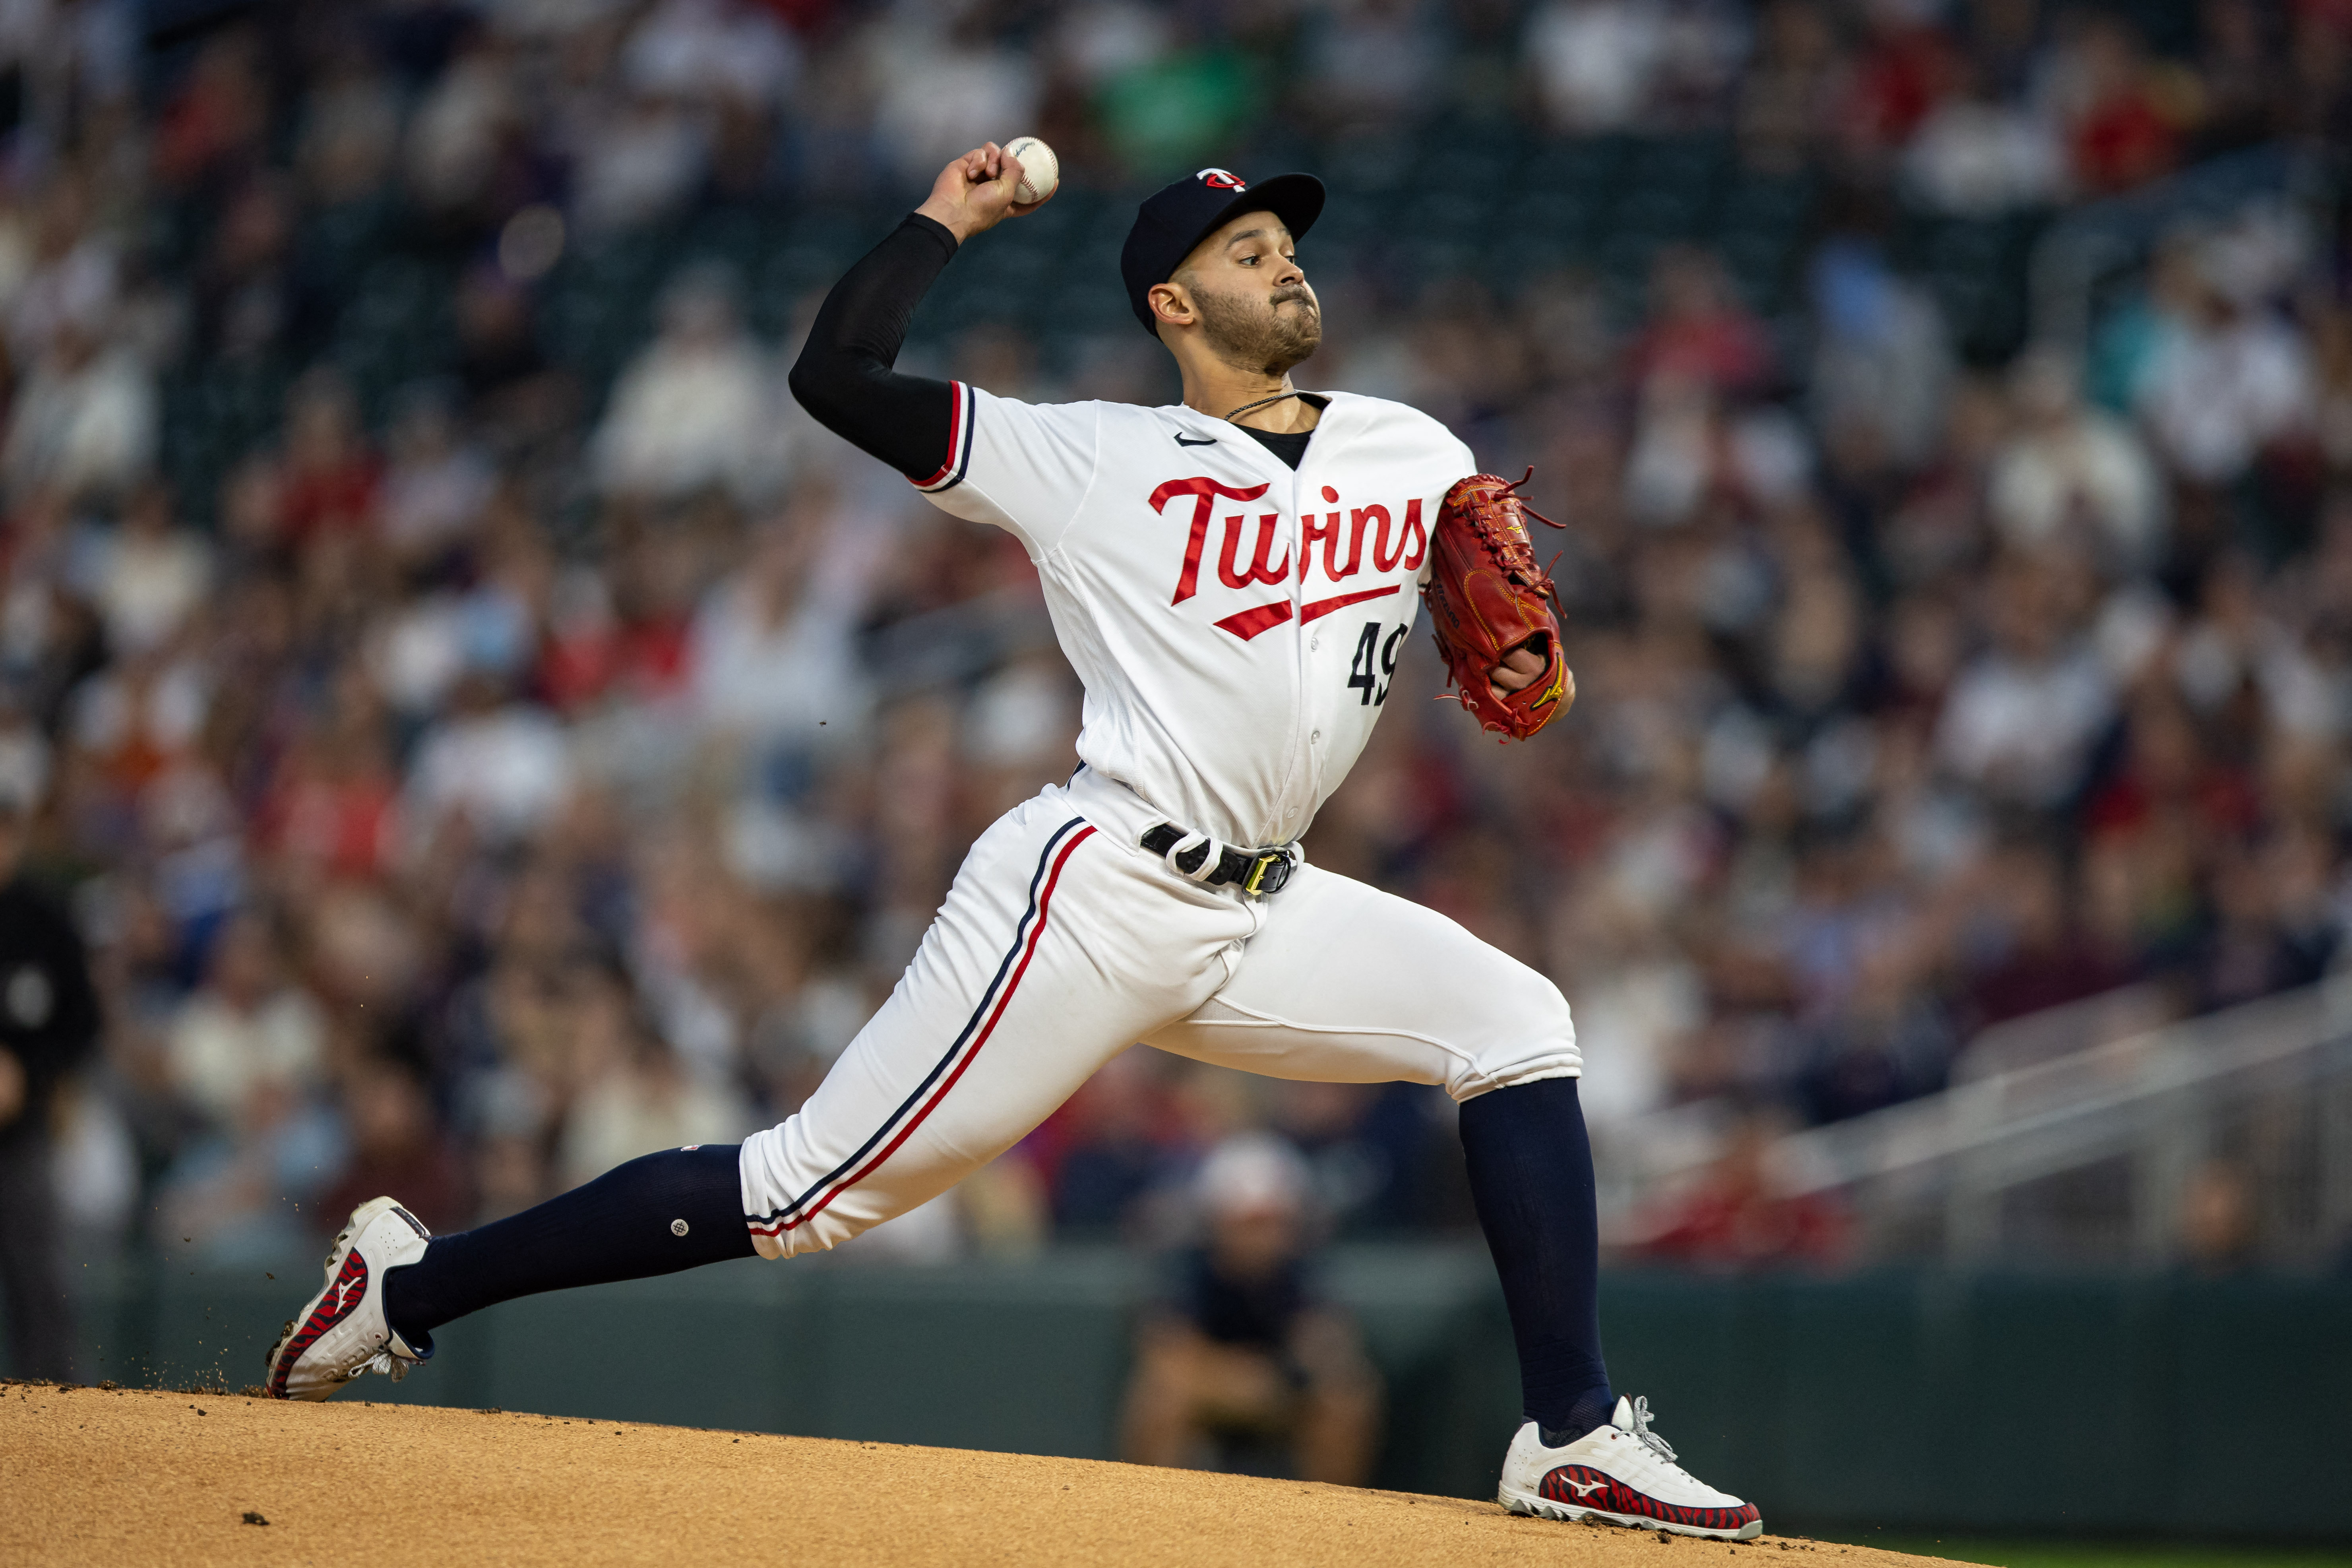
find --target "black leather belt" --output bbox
[1139,824,1296,897]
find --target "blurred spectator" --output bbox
[297,49,402,207]
[277,370,382,544]
[2133,242,2315,489]
[2048,13,2189,196]
[403,34,519,221]
[4,180,118,366]
[1272,1079,1452,1237]
[556,970,752,1189]
[0,774,100,1380]
[2176,1156,2258,1274]
[1961,842,2128,1028]
[1300,0,1447,134]
[192,176,299,366]
[455,263,572,444]
[153,29,269,192]
[2,318,157,505]
[1120,1134,1381,1484]
[1627,247,1774,397]
[1629,1111,1847,1270]
[870,17,1040,187]
[1527,0,1665,133]
[2189,0,2278,156]
[405,674,575,844]
[165,913,327,1132]
[1556,886,1701,1128]
[689,498,875,756]
[1809,238,1952,470]
[625,0,800,113]
[1936,551,2117,808]
[1988,349,2165,570]
[1737,0,1843,173]
[1039,1046,1172,1236]
[1840,0,1962,163]
[1902,63,2065,216]
[558,1035,751,1190]
[594,266,782,504]
[80,483,212,657]
[316,1059,469,1236]
[2192,831,2339,1012]
[2089,229,2206,418]
[377,387,496,565]
[157,1070,346,1263]
[571,91,711,238]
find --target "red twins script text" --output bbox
[1149,478,1427,642]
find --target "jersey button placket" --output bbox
[1276,464,1313,826]
[1296,473,1339,808]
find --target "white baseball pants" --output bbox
[738,768,1580,1256]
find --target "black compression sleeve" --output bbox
[787,213,960,479]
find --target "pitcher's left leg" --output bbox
[1142,859,1577,1098]
[1147,863,1759,1538]
[1144,861,1603,1419]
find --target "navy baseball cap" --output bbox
[1120,167,1327,337]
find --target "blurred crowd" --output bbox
[0,0,2344,1337]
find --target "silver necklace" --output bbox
[1222,390,1308,424]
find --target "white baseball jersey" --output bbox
[736,384,1579,1261]
[912,384,1477,849]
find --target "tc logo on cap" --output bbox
[1196,169,1248,191]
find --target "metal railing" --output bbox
[1769,976,2352,1268]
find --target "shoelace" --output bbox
[1625,1396,1680,1465]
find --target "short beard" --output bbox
[1188,278,1322,378]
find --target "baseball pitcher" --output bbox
[263,145,1760,1538]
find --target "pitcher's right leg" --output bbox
[267,789,1248,1399]
[741,787,1253,1256]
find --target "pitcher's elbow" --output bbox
[785,357,830,419]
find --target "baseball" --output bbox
[1005,136,1059,205]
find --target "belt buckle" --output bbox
[1242,848,1293,899]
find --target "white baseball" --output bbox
[1005,136,1059,205]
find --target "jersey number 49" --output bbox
[1348,621,1408,706]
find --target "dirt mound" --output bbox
[0,1380,1973,1568]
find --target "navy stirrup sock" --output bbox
[383,1144,755,1345]
[1458,1075,1615,1444]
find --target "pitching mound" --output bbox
[2,1380,1972,1568]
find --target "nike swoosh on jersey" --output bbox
[1175,434,1217,446]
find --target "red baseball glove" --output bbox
[1420,469,1574,742]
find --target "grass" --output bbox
[1814,1535,2352,1568]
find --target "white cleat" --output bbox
[263,1196,434,1401]
[1498,1395,1763,1540]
